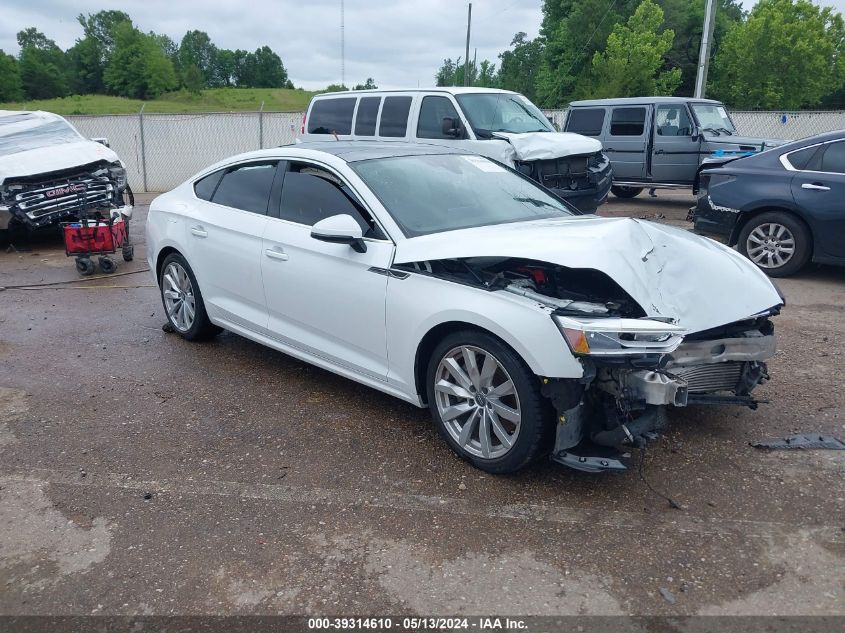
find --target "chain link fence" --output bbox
[67,109,845,192]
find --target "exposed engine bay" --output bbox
[395,256,780,472]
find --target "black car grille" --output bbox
[519,152,604,191]
[13,176,115,220]
[671,362,744,393]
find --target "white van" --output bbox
[300,88,612,212]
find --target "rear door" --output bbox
[605,106,649,181]
[186,160,279,330]
[650,103,700,184]
[790,140,845,259]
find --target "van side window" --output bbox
[379,96,413,137]
[566,108,605,136]
[354,97,381,136]
[278,162,384,238]
[610,107,646,136]
[416,96,461,139]
[655,105,692,136]
[308,98,356,135]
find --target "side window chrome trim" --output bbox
[780,138,843,174]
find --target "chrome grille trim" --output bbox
[14,177,114,219]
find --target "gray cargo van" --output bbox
[565,96,782,198]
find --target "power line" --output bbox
[566,0,619,75]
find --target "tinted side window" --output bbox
[566,108,605,136]
[211,162,277,214]
[610,107,646,136]
[379,96,412,137]
[354,97,380,136]
[416,96,461,139]
[279,164,382,238]
[786,146,821,171]
[819,142,845,174]
[194,170,223,201]
[308,98,356,134]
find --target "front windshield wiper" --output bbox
[514,196,559,209]
[702,127,721,136]
[717,127,734,136]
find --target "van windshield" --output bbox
[456,93,555,138]
[690,103,737,136]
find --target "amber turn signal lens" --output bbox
[561,328,590,354]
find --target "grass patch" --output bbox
[0,87,316,115]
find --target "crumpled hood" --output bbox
[0,140,120,183]
[492,131,603,160]
[393,216,782,333]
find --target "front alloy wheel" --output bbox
[434,345,521,460]
[426,330,553,474]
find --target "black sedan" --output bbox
[693,130,845,276]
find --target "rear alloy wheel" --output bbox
[159,253,221,340]
[427,331,553,474]
[738,211,811,277]
[611,186,643,199]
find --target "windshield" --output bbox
[690,103,737,135]
[352,154,575,237]
[0,115,84,155]
[456,93,555,138]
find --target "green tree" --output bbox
[178,30,217,87]
[658,0,744,96]
[0,50,24,101]
[535,0,640,106]
[67,36,103,93]
[250,46,288,88]
[104,21,177,98]
[581,0,682,98]
[182,64,204,94]
[353,77,378,90]
[16,28,70,99]
[435,58,459,86]
[712,0,845,109]
[214,49,237,87]
[497,32,542,100]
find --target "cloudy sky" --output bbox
[2,0,844,90]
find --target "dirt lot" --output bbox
[1,191,843,618]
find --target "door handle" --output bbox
[654,148,665,155]
[264,248,289,261]
[605,147,615,152]
[801,183,830,191]
[190,226,208,238]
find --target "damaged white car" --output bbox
[300,88,612,212]
[146,143,783,473]
[0,110,133,232]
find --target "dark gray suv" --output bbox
[566,97,782,199]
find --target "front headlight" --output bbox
[554,316,686,356]
[109,165,127,191]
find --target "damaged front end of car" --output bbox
[397,253,780,473]
[1,160,134,231]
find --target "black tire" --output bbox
[737,211,811,277]
[426,329,554,474]
[75,257,95,276]
[99,256,117,274]
[122,244,134,261]
[159,252,221,341]
[611,186,643,199]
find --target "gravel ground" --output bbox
[0,191,843,618]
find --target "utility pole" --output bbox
[694,0,717,98]
[340,0,345,88]
[464,3,472,86]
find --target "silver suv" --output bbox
[300,88,612,212]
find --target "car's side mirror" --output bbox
[311,214,367,253]
[691,126,703,141]
[92,137,110,147]
[441,117,464,138]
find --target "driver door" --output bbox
[650,104,701,184]
[261,161,394,381]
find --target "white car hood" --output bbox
[0,140,120,183]
[393,216,782,333]
[492,131,603,160]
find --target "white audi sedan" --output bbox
[146,142,783,474]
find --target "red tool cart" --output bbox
[62,214,134,276]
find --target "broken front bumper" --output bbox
[517,151,613,214]
[549,324,777,472]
